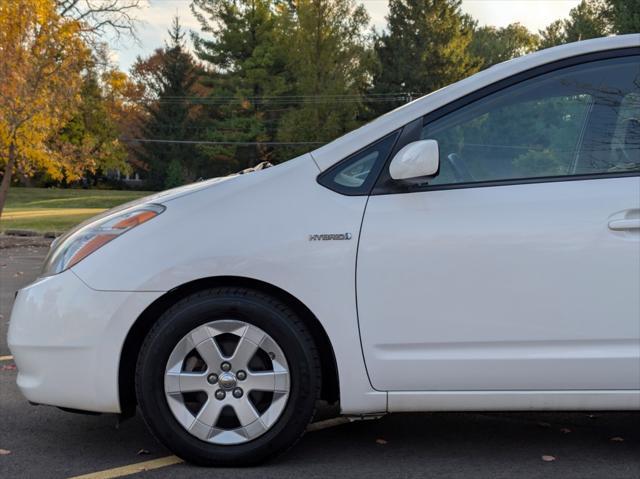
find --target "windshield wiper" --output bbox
[237,161,273,175]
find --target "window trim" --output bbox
[372,47,640,196]
[316,131,401,196]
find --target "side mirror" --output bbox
[389,140,439,181]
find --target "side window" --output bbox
[579,88,640,174]
[421,55,640,186]
[318,132,398,195]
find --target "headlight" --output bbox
[42,203,165,276]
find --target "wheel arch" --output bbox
[119,276,340,416]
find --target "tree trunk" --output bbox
[0,140,16,220]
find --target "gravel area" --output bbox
[0,234,53,249]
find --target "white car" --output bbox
[8,35,640,466]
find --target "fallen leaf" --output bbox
[610,437,624,442]
[137,449,150,455]
[0,449,11,455]
[560,428,572,434]
[375,438,387,445]
[542,455,556,462]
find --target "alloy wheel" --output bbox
[164,319,290,445]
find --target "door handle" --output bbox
[608,219,640,231]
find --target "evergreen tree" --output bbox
[275,0,373,159]
[606,0,640,34]
[191,0,290,171]
[371,0,478,114]
[133,16,203,189]
[164,157,185,188]
[538,0,610,50]
[538,20,566,49]
[563,0,610,41]
[470,23,539,70]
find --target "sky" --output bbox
[109,0,582,71]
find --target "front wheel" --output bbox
[135,288,321,466]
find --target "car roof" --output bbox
[310,34,640,172]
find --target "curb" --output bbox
[3,229,61,238]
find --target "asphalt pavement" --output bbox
[1,241,639,478]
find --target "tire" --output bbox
[135,287,321,466]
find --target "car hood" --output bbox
[49,175,237,250]
[142,175,237,206]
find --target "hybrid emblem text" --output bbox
[309,233,353,241]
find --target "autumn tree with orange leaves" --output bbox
[0,0,91,218]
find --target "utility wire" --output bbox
[143,99,410,105]
[140,93,412,99]
[131,93,418,105]
[121,138,326,146]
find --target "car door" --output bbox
[357,52,640,392]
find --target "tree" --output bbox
[538,0,610,50]
[471,23,539,69]
[52,58,131,186]
[371,0,479,114]
[192,0,290,171]
[100,63,147,180]
[133,16,205,189]
[563,0,610,41]
[606,0,640,34]
[275,0,373,159]
[55,0,142,44]
[0,0,90,218]
[538,20,566,49]
[164,158,185,189]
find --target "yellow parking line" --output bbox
[66,416,352,478]
[67,456,184,479]
[0,355,13,362]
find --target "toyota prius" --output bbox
[8,34,640,466]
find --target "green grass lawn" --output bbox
[0,187,153,234]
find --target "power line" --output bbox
[146,99,407,105]
[152,93,409,99]
[121,138,326,146]
[131,93,417,105]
